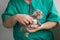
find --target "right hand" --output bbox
[15,14,34,26]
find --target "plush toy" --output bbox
[20,10,43,37]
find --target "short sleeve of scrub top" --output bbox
[46,0,60,22]
[1,0,18,22]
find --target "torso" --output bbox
[13,0,54,40]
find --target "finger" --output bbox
[26,28,37,32]
[21,21,26,26]
[23,19,29,25]
[25,17,32,24]
[25,16,33,24]
[17,17,26,25]
[30,25,38,29]
[25,15,34,23]
[29,16,34,23]
[26,28,32,32]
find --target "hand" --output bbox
[29,25,39,29]
[26,25,42,33]
[15,14,34,26]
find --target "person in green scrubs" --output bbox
[1,0,60,40]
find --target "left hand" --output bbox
[26,25,42,33]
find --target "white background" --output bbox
[0,0,60,40]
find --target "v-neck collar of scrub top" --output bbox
[23,0,47,13]
[23,0,42,9]
[22,0,45,13]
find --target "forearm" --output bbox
[3,15,17,28]
[39,22,57,30]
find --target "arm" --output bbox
[38,22,57,30]
[2,1,34,28]
[1,1,17,28]
[26,22,58,33]
[3,15,17,28]
[3,14,34,28]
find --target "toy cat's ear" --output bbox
[33,10,43,19]
[37,10,43,19]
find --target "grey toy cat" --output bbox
[20,10,43,37]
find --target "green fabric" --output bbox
[1,0,60,40]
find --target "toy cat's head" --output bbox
[32,10,43,20]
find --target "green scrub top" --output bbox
[1,0,60,40]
